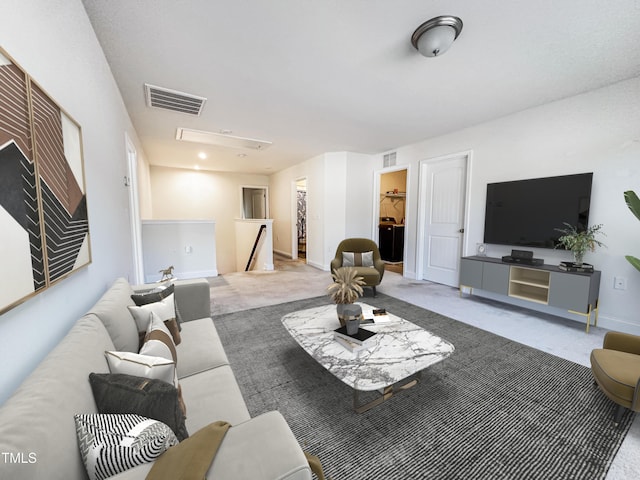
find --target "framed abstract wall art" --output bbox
[0,47,91,314]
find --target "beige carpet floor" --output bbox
[209,255,332,315]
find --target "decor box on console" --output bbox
[0,278,312,480]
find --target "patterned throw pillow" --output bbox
[89,373,189,441]
[74,413,178,480]
[140,312,187,417]
[140,312,178,366]
[128,289,181,348]
[342,251,374,267]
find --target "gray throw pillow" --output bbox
[89,372,189,441]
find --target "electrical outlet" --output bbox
[614,277,627,290]
[185,245,192,254]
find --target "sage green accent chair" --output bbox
[330,238,385,296]
[590,331,640,425]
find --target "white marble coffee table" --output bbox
[281,303,455,413]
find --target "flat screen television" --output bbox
[483,173,593,249]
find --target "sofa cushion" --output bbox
[74,413,178,480]
[107,413,313,480]
[180,365,251,429]
[89,373,189,441]
[88,277,139,352]
[0,315,114,480]
[342,251,374,267]
[129,287,182,347]
[176,318,230,379]
[105,351,176,386]
[352,266,381,285]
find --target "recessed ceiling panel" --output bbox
[176,127,272,150]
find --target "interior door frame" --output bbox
[125,133,144,284]
[372,165,410,272]
[416,150,473,281]
[239,184,269,219]
[291,176,307,261]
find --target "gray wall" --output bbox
[0,0,144,404]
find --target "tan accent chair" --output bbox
[590,331,640,424]
[330,238,385,296]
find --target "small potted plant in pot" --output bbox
[555,222,606,266]
[327,267,365,331]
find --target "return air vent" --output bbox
[176,128,272,151]
[144,83,206,116]
[383,152,397,168]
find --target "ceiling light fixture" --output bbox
[198,152,207,159]
[411,16,463,57]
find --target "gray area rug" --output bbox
[213,294,633,480]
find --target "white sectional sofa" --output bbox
[0,278,312,480]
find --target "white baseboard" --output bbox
[596,315,640,335]
[403,269,417,279]
[273,249,292,258]
[307,260,327,271]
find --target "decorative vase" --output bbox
[573,251,584,267]
[336,303,347,326]
[342,304,362,335]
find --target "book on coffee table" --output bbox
[361,307,391,324]
[334,336,370,353]
[333,326,376,346]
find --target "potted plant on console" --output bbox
[555,222,606,267]
[328,267,365,333]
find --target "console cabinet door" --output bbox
[482,262,510,295]
[548,272,592,313]
[460,259,483,289]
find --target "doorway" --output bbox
[295,178,307,260]
[417,152,470,287]
[125,133,144,284]
[378,168,407,275]
[241,186,268,219]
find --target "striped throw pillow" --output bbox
[74,413,177,480]
[342,251,374,267]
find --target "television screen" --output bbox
[483,173,593,249]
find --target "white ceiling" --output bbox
[81,0,640,175]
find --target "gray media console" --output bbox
[459,256,601,333]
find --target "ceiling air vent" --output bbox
[144,83,206,116]
[383,152,397,168]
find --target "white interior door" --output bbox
[420,155,468,286]
[252,190,266,219]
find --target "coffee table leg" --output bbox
[353,372,421,414]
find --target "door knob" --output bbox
[459,228,465,233]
